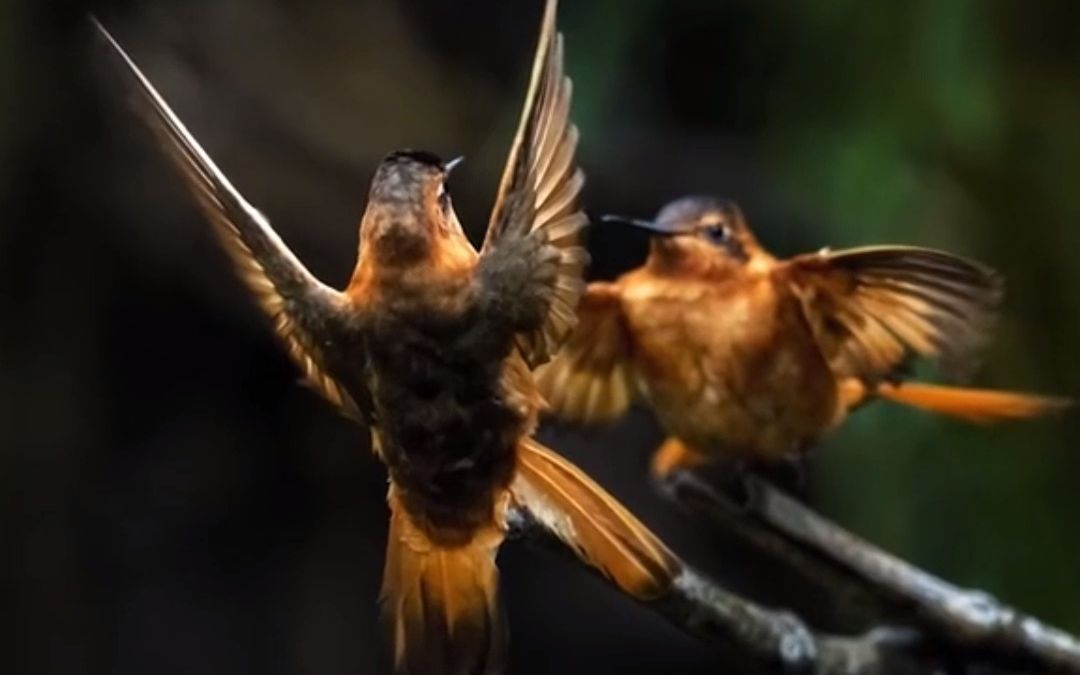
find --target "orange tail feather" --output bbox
[511,439,680,599]
[875,381,1072,424]
[381,488,506,675]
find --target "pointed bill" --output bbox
[92,17,366,422]
[600,214,691,235]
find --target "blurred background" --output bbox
[2,0,1078,673]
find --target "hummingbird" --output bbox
[536,196,1071,480]
[93,3,678,673]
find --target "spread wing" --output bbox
[534,283,637,424]
[476,0,588,368]
[782,245,1003,383]
[94,19,366,422]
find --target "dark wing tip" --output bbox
[90,15,139,74]
[89,13,107,36]
[836,246,1005,306]
[898,247,1006,309]
[791,245,1010,384]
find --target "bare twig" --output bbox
[659,568,935,675]
[508,509,938,675]
[660,469,1080,675]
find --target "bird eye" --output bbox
[702,224,730,245]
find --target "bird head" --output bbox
[603,196,764,276]
[359,150,465,266]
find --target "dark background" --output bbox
[3,1,1078,673]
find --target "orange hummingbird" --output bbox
[94,3,678,673]
[537,196,1071,480]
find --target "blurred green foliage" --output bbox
[571,0,1080,630]
[3,2,1077,673]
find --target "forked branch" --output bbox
[509,509,935,675]
[507,469,1080,674]
[656,470,1080,674]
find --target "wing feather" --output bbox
[784,245,1003,383]
[534,283,637,424]
[94,19,364,421]
[478,0,589,368]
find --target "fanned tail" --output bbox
[511,439,680,599]
[381,488,506,675]
[874,381,1072,423]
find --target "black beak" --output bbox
[600,214,686,235]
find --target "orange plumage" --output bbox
[95,4,679,673]
[537,197,1071,477]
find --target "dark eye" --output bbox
[702,224,730,245]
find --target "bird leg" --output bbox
[649,437,709,482]
[650,437,815,508]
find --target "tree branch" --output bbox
[659,469,1080,675]
[508,509,937,675]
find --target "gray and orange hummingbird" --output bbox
[93,2,678,673]
[537,196,1071,480]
